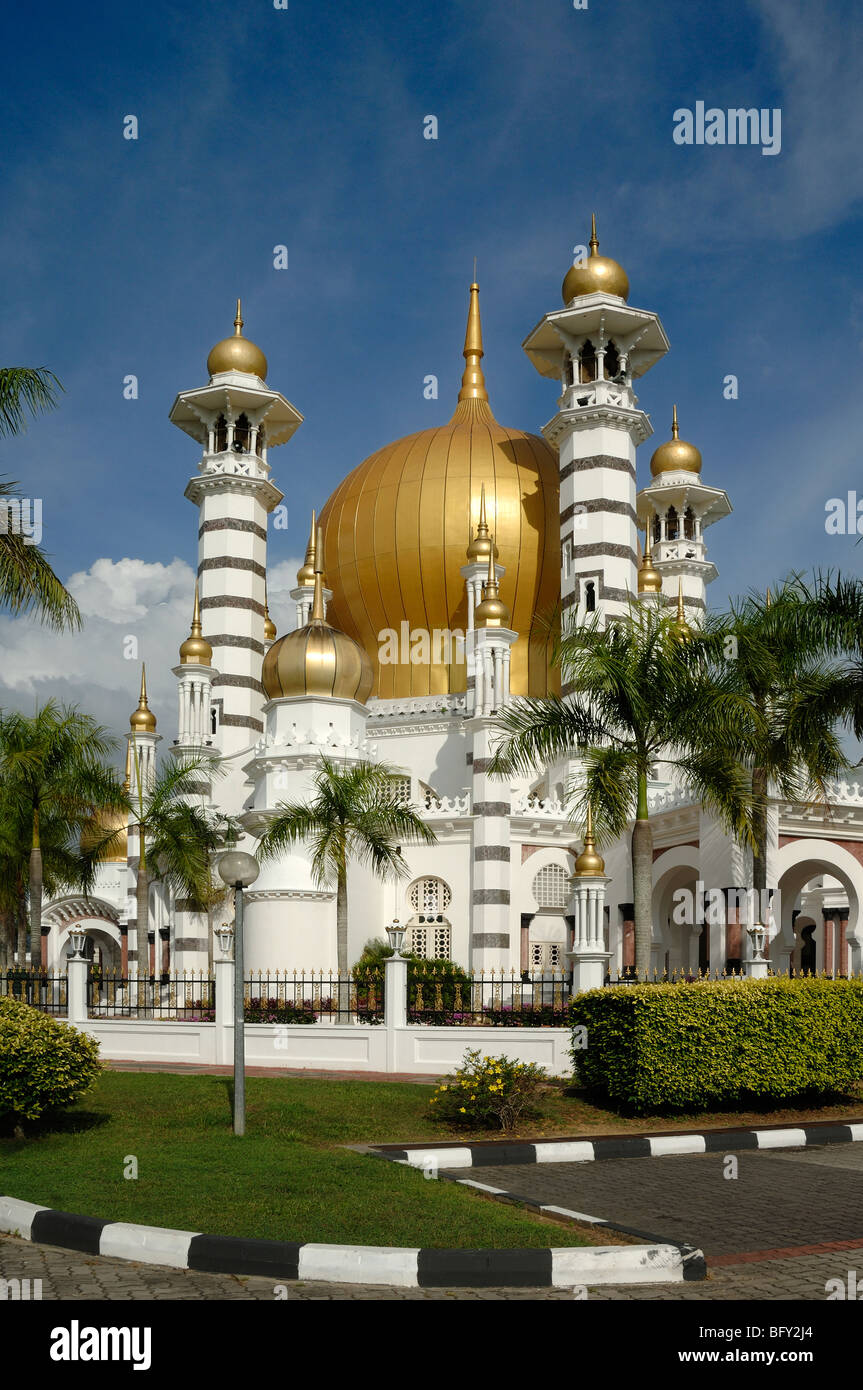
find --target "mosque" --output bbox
[41,222,863,983]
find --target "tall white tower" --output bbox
[637,405,732,623]
[523,216,669,627]
[169,301,303,811]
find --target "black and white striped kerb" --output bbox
[373,1118,863,1171]
[0,1197,692,1287]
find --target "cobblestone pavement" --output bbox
[443,1143,863,1262]
[0,1232,857,1301]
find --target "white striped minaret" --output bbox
[468,542,517,975]
[523,215,669,630]
[169,301,303,812]
[461,486,502,717]
[128,665,159,977]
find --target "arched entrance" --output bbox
[774,841,863,976]
[43,897,122,973]
[652,849,702,975]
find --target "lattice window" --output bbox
[410,927,428,958]
[533,864,569,909]
[410,924,452,961]
[530,942,562,970]
[388,776,412,806]
[409,877,451,915]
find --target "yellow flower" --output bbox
[459,1107,466,1113]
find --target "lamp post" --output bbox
[217,850,260,1136]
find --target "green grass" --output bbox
[0,1071,590,1249]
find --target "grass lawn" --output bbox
[0,1071,594,1249]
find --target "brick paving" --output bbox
[443,1143,863,1259]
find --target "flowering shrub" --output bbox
[0,997,101,1122]
[244,998,318,1025]
[429,1048,547,1132]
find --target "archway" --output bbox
[652,848,701,975]
[774,840,863,975]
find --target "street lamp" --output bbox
[217,850,260,1136]
[385,918,407,957]
[67,928,88,960]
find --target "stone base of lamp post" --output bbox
[567,950,612,995]
[746,957,769,979]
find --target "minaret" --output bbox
[637,405,731,623]
[169,300,303,809]
[461,484,502,714]
[172,583,216,754]
[129,664,159,792]
[467,539,517,976]
[567,804,611,992]
[523,215,669,626]
[289,511,332,629]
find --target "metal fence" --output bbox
[87,972,215,1020]
[605,966,863,985]
[2,969,67,1016]
[243,970,385,1025]
[408,968,570,1026]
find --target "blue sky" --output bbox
[1,0,861,729]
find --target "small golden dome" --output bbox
[295,511,317,587]
[650,405,702,477]
[562,214,629,304]
[466,482,498,562]
[638,530,662,595]
[573,804,605,876]
[178,583,213,665]
[264,606,277,641]
[82,741,131,863]
[207,298,268,379]
[129,664,157,732]
[474,545,511,628]
[262,532,374,703]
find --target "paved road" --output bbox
[444,1142,863,1260]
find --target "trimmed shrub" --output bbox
[430,1048,547,1132]
[0,997,102,1122]
[569,977,863,1113]
[352,939,470,1015]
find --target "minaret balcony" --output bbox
[200,449,269,482]
[557,378,635,414]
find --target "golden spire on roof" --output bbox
[130,663,157,732]
[474,541,510,628]
[650,404,703,477]
[264,588,277,642]
[206,297,268,379]
[637,527,662,595]
[179,582,213,665]
[562,213,630,304]
[574,801,605,876]
[296,511,317,587]
[765,586,772,609]
[457,281,489,403]
[122,738,132,792]
[310,526,326,622]
[466,482,498,562]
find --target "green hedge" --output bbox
[569,977,863,1112]
[0,997,102,1122]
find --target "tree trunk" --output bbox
[336,863,350,1020]
[28,807,42,969]
[631,772,654,977]
[16,898,28,967]
[751,766,768,908]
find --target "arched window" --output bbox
[684,507,695,540]
[233,413,251,453]
[563,352,574,387]
[585,580,596,613]
[580,340,597,383]
[604,340,620,379]
[408,877,452,959]
[653,513,662,545]
[409,877,452,916]
[532,864,569,909]
[214,414,228,453]
[666,506,679,541]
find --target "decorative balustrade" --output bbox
[422,792,471,817]
[511,794,569,819]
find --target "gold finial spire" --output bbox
[765,586,772,609]
[474,536,510,627]
[179,581,213,665]
[637,526,662,595]
[122,737,132,792]
[310,526,326,622]
[234,298,243,335]
[671,404,680,440]
[130,662,157,732]
[589,212,599,255]
[264,584,277,642]
[296,510,317,587]
[466,482,498,561]
[574,801,605,875]
[457,281,489,402]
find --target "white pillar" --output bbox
[67,953,88,1025]
[214,952,235,1064]
[567,875,612,993]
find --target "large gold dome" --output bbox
[318,283,561,700]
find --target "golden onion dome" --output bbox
[650,405,702,477]
[262,535,374,703]
[318,281,560,699]
[82,741,131,863]
[295,511,317,587]
[573,805,605,876]
[264,605,277,642]
[562,214,629,304]
[129,664,157,732]
[178,583,213,665]
[207,299,268,379]
[637,531,662,595]
[475,546,511,628]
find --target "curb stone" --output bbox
[0,1195,702,1288]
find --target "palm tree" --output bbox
[699,580,856,924]
[0,367,79,629]
[0,703,125,964]
[127,752,236,996]
[490,603,754,974]
[257,757,437,1005]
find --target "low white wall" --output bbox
[79,1018,572,1077]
